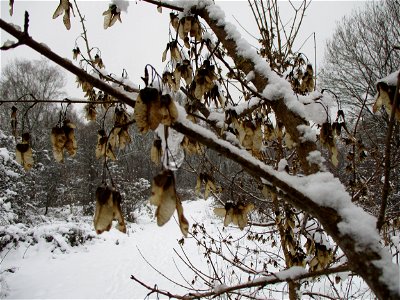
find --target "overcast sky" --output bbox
[1,0,367,99]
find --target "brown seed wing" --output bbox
[155,184,176,226]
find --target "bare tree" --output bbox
[0,0,399,299]
[0,58,66,149]
[320,1,400,235]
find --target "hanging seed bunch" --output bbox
[162,59,193,92]
[52,0,74,30]
[134,87,179,134]
[233,119,263,156]
[162,40,182,62]
[204,84,225,108]
[162,71,179,92]
[72,47,80,60]
[181,135,202,155]
[190,60,217,100]
[94,185,126,234]
[95,129,116,160]
[306,231,333,271]
[108,106,132,151]
[373,73,400,121]
[319,122,338,166]
[299,64,314,94]
[179,15,202,42]
[50,119,77,163]
[103,3,122,29]
[15,132,34,171]
[10,106,17,137]
[195,172,217,200]
[287,55,314,95]
[214,201,255,230]
[92,54,105,69]
[150,137,163,165]
[149,170,188,236]
[174,59,193,86]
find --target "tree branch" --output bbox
[377,71,400,231]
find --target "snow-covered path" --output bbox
[1,200,214,298]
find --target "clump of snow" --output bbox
[275,266,306,280]
[213,283,228,293]
[2,40,15,47]
[112,0,129,12]
[297,125,317,143]
[376,70,399,86]
[306,150,326,171]
[245,71,255,81]
[277,159,288,172]
[10,23,21,31]
[0,148,11,162]
[208,111,225,128]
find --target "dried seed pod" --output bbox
[95,129,116,160]
[192,60,217,100]
[181,136,201,155]
[196,173,217,199]
[176,198,189,237]
[150,138,162,165]
[170,12,179,31]
[93,54,105,69]
[118,126,131,150]
[320,122,338,166]
[72,47,80,60]
[51,127,67,162]
[134,87,161,133]
[175,59,193,86]
[214,202,254,230]
[11,106,17,137]
[63,120,77,157]
[159,94,178,126]
[149,170,177,226]
[300,64,314,94]
[103,4,122,29]
[94,185,126,234]
[84,103,97,121]
[169,41,181,62]
[53,0,73,30]
[16,133,34,171]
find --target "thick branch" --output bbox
[193,4,318,174]
[377,72,400,230]
[131,265,350,299]
[0,17,138,106]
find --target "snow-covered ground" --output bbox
[0,198,372,299]
[0,199,231,298]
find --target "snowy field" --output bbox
[0,198,371,299]
[0,199,243,298]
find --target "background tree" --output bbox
[320,0,400,231]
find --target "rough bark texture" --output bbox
[196,7,319,175]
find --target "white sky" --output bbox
[1,0,367,99]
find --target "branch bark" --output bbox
[377,71,400,230]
